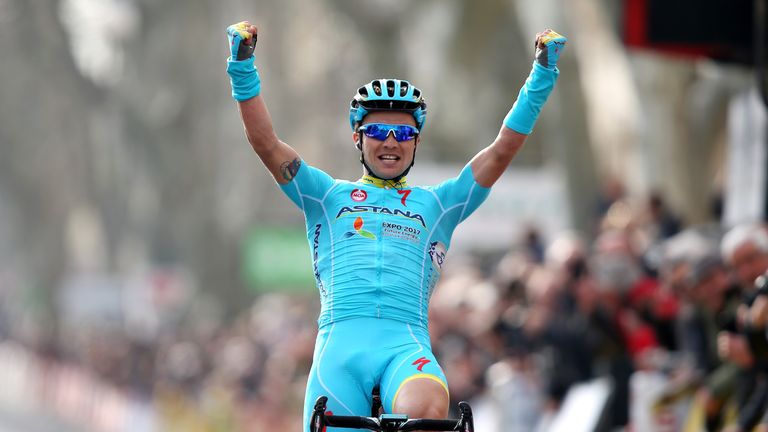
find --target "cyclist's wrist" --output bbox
[503,61,558,134]
[227,56,261,102]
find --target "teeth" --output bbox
[380,155,399,160]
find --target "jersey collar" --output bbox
[359,175,409,189]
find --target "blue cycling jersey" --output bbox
[280,161,490,329]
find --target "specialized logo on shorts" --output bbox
[428,241,446,270]
[412,357,431,372]
[336,205,427,228]
[343,216,376,240]
[350,189,367,202]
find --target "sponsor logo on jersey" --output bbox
[412,357,431,372]
[425,241,447,300]
[429,241,446,270]
[336,205,427,228]
[397,189,411,206]
[350,189,367,202]
[381,221,421,244]
[312,224,326,296]
[343,216,376,240]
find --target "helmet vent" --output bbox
[349,78,427,131]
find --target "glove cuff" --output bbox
[503,62,558,134]
[227,56,261,102]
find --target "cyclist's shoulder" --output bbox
[282,162,342,202]
[294,162,352,187]
[417,172,469,194]
[412,182,438,190]
[412,166,489,210]
[326,178,360,192]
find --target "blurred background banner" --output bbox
[242,227,315,292]
[0,0,767,430]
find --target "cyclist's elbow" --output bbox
[246,129,280,154]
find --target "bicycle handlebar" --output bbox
[311,396,474,432]
[401,418,462,431]
[325,414,380,429]
[325,414,461,431]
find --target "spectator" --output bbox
[718,223,768,432]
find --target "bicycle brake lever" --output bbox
[458,401,474,432]
[310,396,329,432]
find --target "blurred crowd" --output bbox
[3,187,768,432]
[423,188,768,432]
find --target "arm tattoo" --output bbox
[280,158,302,181]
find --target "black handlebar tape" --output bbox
[326,415,379,430]
[401,419,461,431]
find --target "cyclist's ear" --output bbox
[353,131,362,150]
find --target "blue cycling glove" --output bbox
[226,21,261,101]
[504,29,567,134]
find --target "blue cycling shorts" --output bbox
[302,318,448,431]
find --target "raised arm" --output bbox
[470,30,567,187]
[226,22,301,184]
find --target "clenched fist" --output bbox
[534,29,567,69]
[227,21,257,61]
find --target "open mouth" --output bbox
[378,155,400,161]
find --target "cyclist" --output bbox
[225,21,566,431]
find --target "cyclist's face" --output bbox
[354,111,419,179]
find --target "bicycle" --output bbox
[309,392,475,432]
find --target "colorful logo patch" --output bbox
[336,205,426,228]
[344,216,376,240]
[351,189,367,202]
